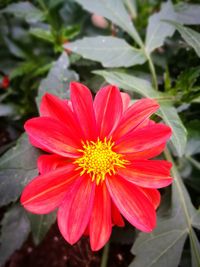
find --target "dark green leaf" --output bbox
[28,212,56,245]
[0,134,40,207]
[74,0,142,45]
[65,36,146,68]
[94,70,187,157]
[145,1,176,53]
[0,205,30,266]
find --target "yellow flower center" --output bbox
[75,138,127,185]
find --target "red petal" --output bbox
[58,175,95,244]
[38,154,70,174]
[29,136,51,153]
[124,143,166,160]
[94,85,122,138]
[106,175,156,232]
[25,117,81,158]
[140,188,161,209]
[89,183,112,251]
[120,92,130,112]
[21,164,78,214]
[40,93,83,138]
[118,160,173,188]
[114,123,171,154]
[112,98,159,140]
[70,82,97,140]
[111,201,125,227]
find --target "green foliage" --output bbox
[28,212,56,245]
[65,36,146,68]
[0,205,30,266]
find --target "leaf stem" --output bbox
[187,156,200,170]
[100,242,110,267]
[147,54,158,90]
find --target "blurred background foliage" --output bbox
[0,1,200,267]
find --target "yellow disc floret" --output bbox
[75,138,127,185]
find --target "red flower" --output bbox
[21,82,172,251]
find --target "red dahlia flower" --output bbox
[21,82,173,251]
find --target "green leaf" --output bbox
[159,104,187,158]
[0,134,40,207]
[165,21,200,58]
[29,28,54,43]
[65,36,146,68]
[28,212,56,245]
[94,70,187,157]
[145,1,176,53]
[1,2,44,23]
[130,224,187,267]
[61,25,81,40]
[0,205,30,266]
[74,0,142,45]
[36,52,79,106]
[175,3,200,25]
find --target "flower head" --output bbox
[21,82,172,251]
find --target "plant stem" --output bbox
[140,45,158,90]
[147,54,158,90]
[100,242,110,267]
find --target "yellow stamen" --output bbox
[74,137,128,185]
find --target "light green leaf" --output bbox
[74,0,142,45]
[145,1,176,53]
[159,104,187,158]
[94,70,187,157]
[0,205,30,266]
[65,36,145,68]
[29,28,54,43]
[36,52,79,106]
[165,21,200,58]
[1,2,44,23]
[0,134,40,207]
[28,212,56,245]
[175,3,200,25]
